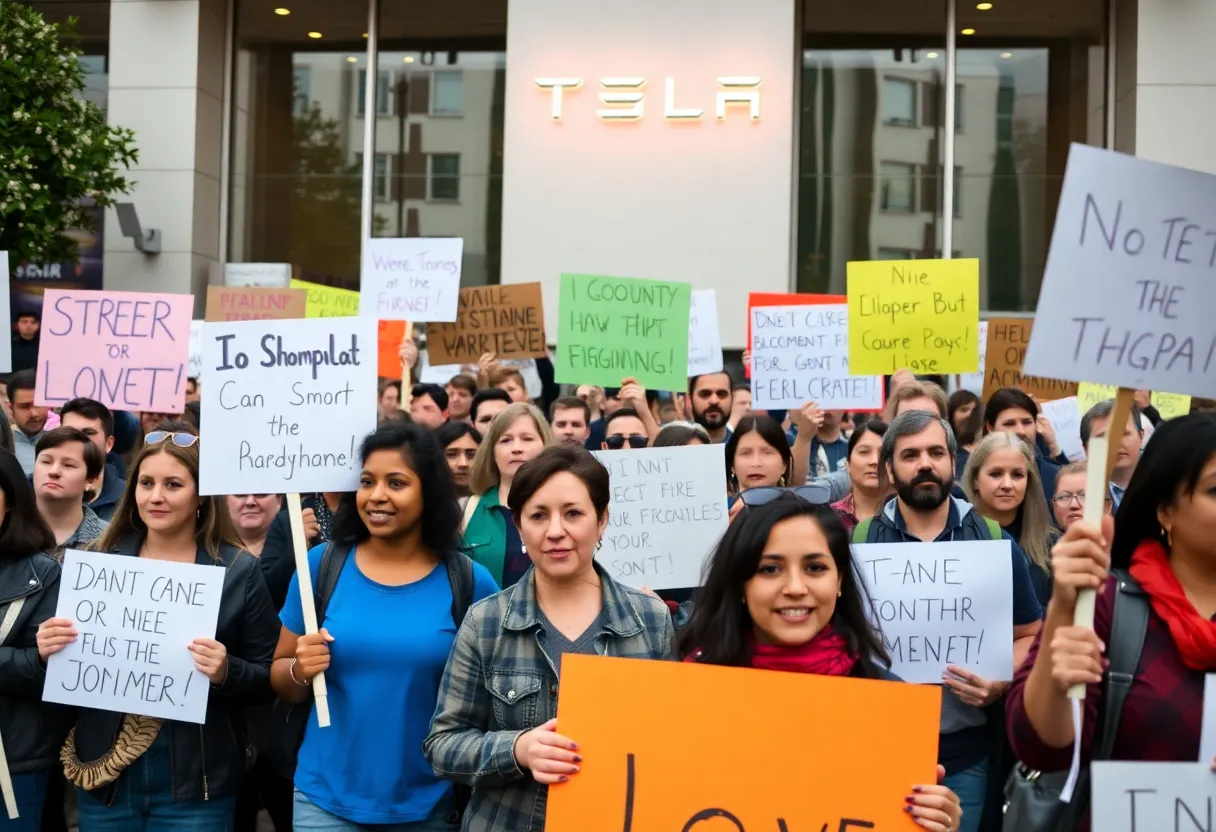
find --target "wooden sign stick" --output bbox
[400,321,414,411]
[286,492,331,727]
[1068,387,1135,701]
[0,726,17,819]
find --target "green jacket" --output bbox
[462,488,508,586]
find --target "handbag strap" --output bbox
[460,494,482,536]
[0,598,26,646]
[1094,569,1150,760]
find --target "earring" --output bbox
[837,590,842,598]
[596,538,603,552]
[1165,527,1173,549]
[778,475,787,487]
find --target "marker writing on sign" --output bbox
[213,333,362,380]
[854,265,972,374]
[563,278,683,378]
[862,556,985,666]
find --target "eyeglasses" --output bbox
[604,434,649,450]
[740,483,833,508]
[1052,491,1113,507]
[144,431,198,448]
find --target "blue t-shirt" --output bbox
[281,544,499,824]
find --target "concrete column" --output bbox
[102,0,228,311]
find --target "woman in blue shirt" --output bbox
[270,424,498,830]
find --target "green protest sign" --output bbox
[555,273,692,391]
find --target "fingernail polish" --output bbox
[905,796,915,803]
[904,805,913,813]
[573,755,583,763]
[559,776,568,782]
[912,786,923,793]
[569,743,579,750]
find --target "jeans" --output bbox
[0,770,47,832]
[292,790,454,832]
[944,761,988,832]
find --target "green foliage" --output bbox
[0,4,138,264]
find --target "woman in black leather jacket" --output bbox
[37,430,279,832]
[0,448,63,831]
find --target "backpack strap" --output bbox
[447,554,476,628]
[313,542,348,627]
[981,516,1002,540]
[0,598,26,646]
[1094,569,1150,760]
[460,494,482,536]
[852,516,874,544]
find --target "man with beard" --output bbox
[854,409,1042,832]
[687,372,733,444]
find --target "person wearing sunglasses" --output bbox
[601,407,649,451]
[38,429,280,832]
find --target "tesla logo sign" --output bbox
[535,76,762,121]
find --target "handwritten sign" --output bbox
[1041,397,1086,462]
[1201,675,1216,764]
[847,258,980,375]
[224,263,292,288]
[1023,145,1216,397]
[0,252,11,373]
[591,444,727,590]
[424,283,546,365]
[204,286,306,323]
[43,550,223,724]
[198,317,378,495]
[1152,391,1192,420]
[687,289,723,376]
[188,320,205,380]
[854,540,1014,683]
[36,289,193,413]
[1078,383,1190,422]
[982,317,1079,401]
[547,655,941,831]
[556,273,691,392]
[290,279,359,318]
[1092,762,1216,832]
[958,320,989,395]
[377,320,406,379]
[362,238,462,323]
[750,303,883,411]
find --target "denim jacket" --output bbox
[423,562,675,832]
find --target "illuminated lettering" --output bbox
[535,77,583,120]
[596,77,645,120]
[535,76,762,121]
[716,77,762,120]
[664,77,703,119]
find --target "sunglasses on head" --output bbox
[739,483,834,508]
[144,431,198,448]
[604,434,649,450]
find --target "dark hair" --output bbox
[412,383,449,412]
[7,369,36,396]
[653,423,710,448]
[16,311,39,322]
[983,387,1039,430]
[381,380,402,397]
[688,371,733,396]
[60,398,115,439]
[507,445,611,522]
[947,390,981,444]
[183,400,201,431]
[724,415,792,489]
[550,396,591,425]
[435,421,481,448]
[1112,413,1216,569]
[332,423,462,558]
[0,406,13,454]
[446,374,477,395]
[1081,399,1144,447]
[35,427,104,480]
[603,407,646,434]
[152,419,197,436]
[677,498,889,673]
[733,383,751,393]
[847,419,888,460]
[0,449,59,560]
[470,387,512,422]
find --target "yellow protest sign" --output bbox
[1152,392,1191,421]
[1077,384,1191,421]
[847,258,980,375]
[1077,382,1118,415]
[290,279,359,318]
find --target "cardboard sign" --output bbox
[1023,145,1216,397]
[556,273,691,392]
[547,655,941,831]
[0,252,12,373]
[854,540,1015,683]
[1091,762,1216,832]
[591,444,727,590]
[847,258,980,375]
[362,237,463,323]
[750,302,884,411]
[188,320,205,380]
[982,317,1079,401]
[43,550,223,724]
[204,286,306,323]
[36,289,193,413]
[290,279,359,318]
[198,317,379,495]
[424,283,546,364]
[224,263,292,288]
[687,289,723,376]
[1041,396,1086,462]
[377,320,406,379]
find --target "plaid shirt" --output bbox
[423,562,675,832]
[1006,574,1206,831]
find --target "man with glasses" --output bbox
[602,408,649,450]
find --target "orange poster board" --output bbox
[377,320,406,379]
[546,655,940,832]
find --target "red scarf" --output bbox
[749,627,857,676]
[1129,540,1216,671]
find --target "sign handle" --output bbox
[286,492,330,727]
[400,321,414,411]
[0,725,17,819]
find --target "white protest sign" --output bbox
[1092,762,1216,831]
[188,320,205,380]
[421,362,464,385]
[688,289,723,376]
[43,550,223,724]
[750,303,883,411]
[592,444,728,590]
[1201,674,1216,764]
[502,357,544,400]
[198,317,378,495]
[224,263,292,288]
[958,320,988,395]
[1023,145,1216,397]
[362,238,463,323]
[1042,396,1086,462]
[854,540,1015,683]
[0,252,11,373]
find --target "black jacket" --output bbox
[0,552,72,774]
[74,535,280,804]
[260,501,326,612]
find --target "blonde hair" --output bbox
[962,431,1054,573]
[883,380,949,422]
[468,402,552,496]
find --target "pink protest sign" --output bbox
[36,289,194,413]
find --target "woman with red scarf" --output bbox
[1007,413,1216,828]
[677,496,962,832]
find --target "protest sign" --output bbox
[290,279,360,318]
[43,550,223,724]
[847,258,980,375]
[591,444,727,591]
[556,273,691,391]
[362,237,463,322]
[744,292,838,379]
[223,263,292,288]
[1091,762,1216,832]
[204,285,306,323]
[502,358,544,400]
[1042,396,1086,462]
[1077,382,1118,415]
[982,317,1079,401]
[0,252,11,373]
[188,321,205,380]
[854,540,1014,683]
[1078,383,1190,423]
[1152,391,1192,420]
[1201,675,1216,764]
[1023,146,1216,398]
[750,302,883,411]
[424,283,546,364]
[547,654,940,831]
[378,320,406,379]
[958,320,989,395]
[420,360,465,385]
[198,317,378,495]
[687,289,723,376]
[36,289,193,413]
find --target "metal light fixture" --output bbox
[114,203,161,254]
